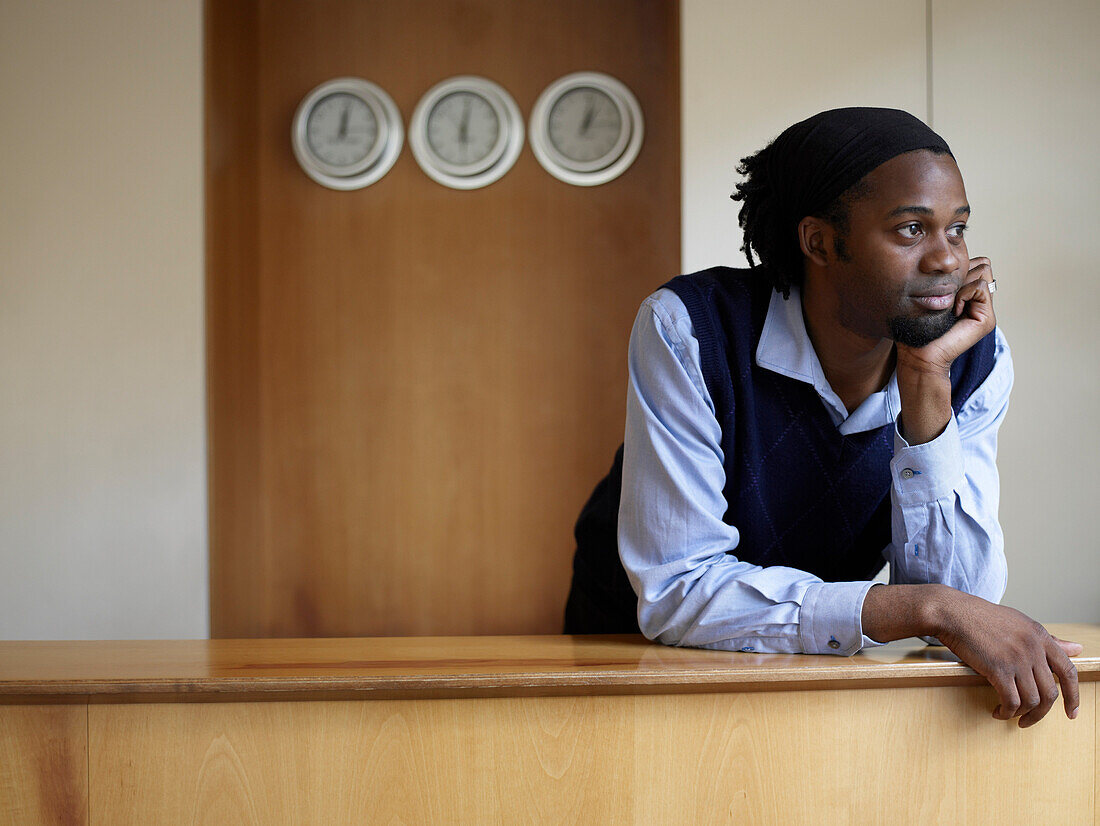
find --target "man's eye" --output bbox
[899,223,923,238]
[949,224,969,238]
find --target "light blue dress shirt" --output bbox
[617,284,1012,656]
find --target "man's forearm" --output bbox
[861,582,949,643]
[896,361,952,446]
[887,332,1013,608]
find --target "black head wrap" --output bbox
[732,106,954,296]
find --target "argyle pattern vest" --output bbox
[563,266,997,634]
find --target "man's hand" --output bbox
[863,584,1081,727]
[898,257,997,377]
[895,258,997,445]
[933,587,1081,727]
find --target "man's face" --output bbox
[828,149,971,348]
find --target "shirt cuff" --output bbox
[891,414,964,505]
[799,580,884,656]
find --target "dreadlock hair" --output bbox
[731,144,796,298]
[731,144,950,298]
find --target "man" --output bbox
[565,107,1081,728]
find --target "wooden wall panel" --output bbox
[207,1,681,636]
[206,0,263,636]
[0,705,87,825]
[85,686,1095,823]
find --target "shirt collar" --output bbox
[754,285,900,433]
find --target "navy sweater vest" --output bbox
[564,266,997,635]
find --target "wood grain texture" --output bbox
[205,0,263,638]
[84,685,1095,824]
[2,625,1097,704]
[0,705,87,826]
[632,684,1095,824]
[206,0,681,638]
[88,697,635,824]
[4,635,1096,823]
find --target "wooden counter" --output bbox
[2,625,1098,824]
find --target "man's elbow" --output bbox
[633,580,699,646]
[636,595,684,645]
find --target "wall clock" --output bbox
[409,76,523,190]
[529,72,644,186]
[291,77,403,190]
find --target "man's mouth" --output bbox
[910,287,956,312]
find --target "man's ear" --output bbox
[797,217,833,267]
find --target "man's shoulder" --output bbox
[663,265,754,288]
[660,265,771,308]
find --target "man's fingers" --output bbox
[1048,643,1081,720]
[954,278,992,317]
[967,257,993,283]
[1053,636,1084,657]
[991,671,1020,720]
[1018,666,1059,728]
[1013,671,1041,721]
[954,282,978,314]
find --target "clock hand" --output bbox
[580,95,595,135]
[339,105,349,140]
[459,97,470,146]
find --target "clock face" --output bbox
[409,76,523,190]
[291,78,404,191]
[306,92,380,168]
[547,87,623,164]
[529,72,644,186]
[426,91,501,169]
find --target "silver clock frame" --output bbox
[409,76,524,190]
[529,72,644,187]
[291,77,404,191]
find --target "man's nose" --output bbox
[920,233,964,274]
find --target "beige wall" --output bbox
[931,0,1100,621]
[682,0,1099,621]
[0,0,206,638]
[0,0,1094,639]
[682,0,929,271]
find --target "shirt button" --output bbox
[901,468,916,479]
[828,639,841,649]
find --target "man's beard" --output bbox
[888,309,959,348]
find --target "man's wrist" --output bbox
[862,583,954,642]
[896,363,952,445]
[895,343,952,380]
[915,583,954,639]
